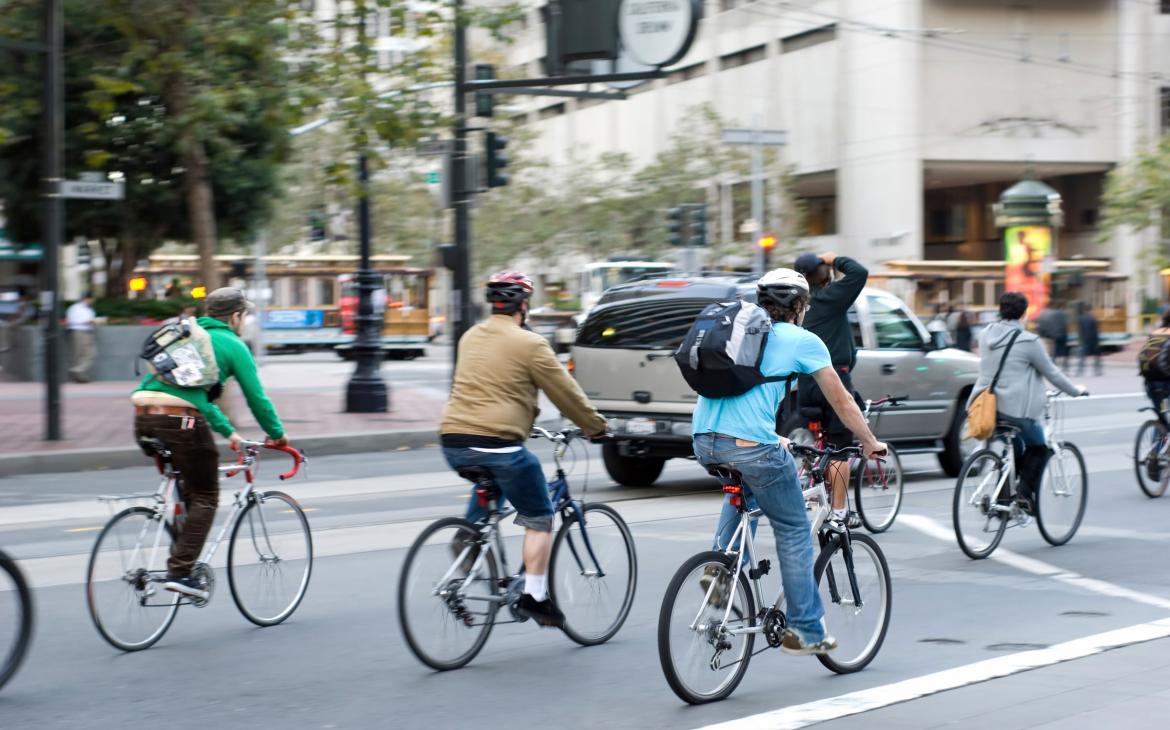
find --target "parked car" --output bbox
[570,275,981,486]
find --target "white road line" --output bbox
[692,616,1170,730]
[899,513,1170,611]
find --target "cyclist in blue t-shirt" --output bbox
[692,268,886,655]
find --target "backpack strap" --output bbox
[989,330,1022,393]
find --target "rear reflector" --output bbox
[655,281,691,287]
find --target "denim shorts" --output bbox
[442,446,554,532]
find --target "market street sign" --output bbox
[618,0,702,68]
[60,180,125,200]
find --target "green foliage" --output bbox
[93,296,197,323]
[1099,135,1170,266]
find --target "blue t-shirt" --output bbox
[692,322,832,445]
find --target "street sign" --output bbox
[618,0,702,68]
[425,171,441,185]
[721,128,788,146]
[60,180,124,200]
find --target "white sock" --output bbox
[832,508,847,519]
[525,573,548,602]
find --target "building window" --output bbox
[1162,87,1170,135]
[539,103,565,120]
[781,24,837,54]
[666,61,706,85]
[1163,0,1170,14]
[317,279,335,306]
[291,277,309,307]
[720,44,767,71]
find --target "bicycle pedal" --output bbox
[748,560,771,580]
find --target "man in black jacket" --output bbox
[793,252,868,526]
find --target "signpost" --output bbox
[60,180,125,200]
[618,0,703,67]
[722,119,788,274]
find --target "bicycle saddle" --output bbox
[456,465,495,484]
[799,406,825,422]
[137,437,171,461]
[705,464,744,485]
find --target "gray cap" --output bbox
[205,287,253,318]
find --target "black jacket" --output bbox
[802,256,867,370]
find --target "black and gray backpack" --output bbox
[674,300,791,398]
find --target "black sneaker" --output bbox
[163,575,209,600]
[515,594,565,628]
[1014,492,1035,515]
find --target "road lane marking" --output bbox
[64,526,101,533]
[283,508,318,514]
[899,513,1170,611]
[693,616,1170,730]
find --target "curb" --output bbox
[0,428,441,478]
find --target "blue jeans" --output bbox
[442,446,554,532]
[693,433,825,642]
[1000,416,1045,456]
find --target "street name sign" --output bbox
[60,180,125,200]
[721,128,788,146]
[618,0,702,68]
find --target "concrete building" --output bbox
[495,0,1170,321]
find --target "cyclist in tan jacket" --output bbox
[440,271,609,628]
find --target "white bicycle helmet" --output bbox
[756,268,810,309]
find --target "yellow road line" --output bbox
[65,526,102,533]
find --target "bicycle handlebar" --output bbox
[228,440,305,480]
[869,394,909,408]
[269,444,305,481]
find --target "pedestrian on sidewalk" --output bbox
[131,287,288,601]
[1076,302,1103,377]
[1036,302,1070,370]
[65,294,97,383]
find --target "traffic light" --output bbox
[77,241,91,267]
[690,205,708,247]
[475,64,495,118]
[758,234,777,268]
[666,207,684,247]
[485,131,509,188]
[230,260,249,279]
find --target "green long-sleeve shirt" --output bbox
[134,317,284,439]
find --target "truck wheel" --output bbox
[938,393,976,478]
[602,444,665,487]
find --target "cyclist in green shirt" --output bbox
[130,287,286,599]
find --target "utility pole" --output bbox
[450,0,474,369]
[345,9,388,412]
[43,0,63,440]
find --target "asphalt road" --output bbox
[1,392,1168,730]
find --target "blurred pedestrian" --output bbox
[953,307,973,352]
[66,294,97,383]
[1035,302,1070,369]
[1076,302,1103,377]
[926,304,949,349]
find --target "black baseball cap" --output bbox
[793,253,824,276]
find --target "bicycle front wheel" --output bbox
[1036,442,1087,546]
[85,506,179,651]
[657,552,756,705]
[550,502,637,646]
[853,446,904,533]
[952,449,1008,560]
[397,517,499,671]
[1134,420,1169,498]
[0,550,33,691]
[228,490,313,626]
[815,532,891,674]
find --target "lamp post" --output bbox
[344,9,388,413]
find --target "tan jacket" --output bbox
[440,315,607,441]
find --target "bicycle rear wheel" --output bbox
[0,550,33,691]
[814,532,891,674]
[227,490,313,626]
[657,552,756,705]
[853,446,904,533]
[952,450,1008,560]
[85,506,179,651]
[1036,442,1087,546]
[398,517,499,671]
[1134,420,1169,498]
[550,502,637,646]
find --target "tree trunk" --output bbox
[165,72,220,291]
[116,234,137,297]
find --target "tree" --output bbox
[1099,135,1170,268]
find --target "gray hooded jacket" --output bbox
[967,319,1080,421]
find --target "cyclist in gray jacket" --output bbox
[968,292,1086,512]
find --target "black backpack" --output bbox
[674,300,791,398]
[1139,333,1170,380]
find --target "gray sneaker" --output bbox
[780,628,838,656]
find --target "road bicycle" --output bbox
[952,391,1087,559]
[398,427,637,671]
[791,394,906,533]
[1134,400,1170,498]
[85,439,310,651]
[657,443,892,704]
[0,549,33,691]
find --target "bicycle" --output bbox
[397,426,638,671]
[1134,401,1169,498]
[0,549,33,691]
[85,439,310,651]
[953,391,1087,559]
[791,395,906,533]
[657,443,892,704]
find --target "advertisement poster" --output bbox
[1004,225,1052,317]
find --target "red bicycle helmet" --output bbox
[485,270,534,313]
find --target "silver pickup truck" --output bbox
[570,275,981,486]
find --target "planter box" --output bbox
[0,324,156,382]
